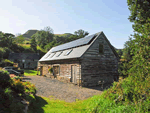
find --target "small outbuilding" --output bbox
[38,32,119,86]
[9,53,39,69]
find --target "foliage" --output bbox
[48,67,53,74]
[0,59,14,67]
[32,26,54,49]
[127,0,150,33]
[13,76,22,81]
[30,36,37,52]
[3,47,12,59]
[116,49,123,59]
[0,69,11,88]
[91,1,150,112]
[74,29,89,38]
[14,35,25,44]
[0,31,14,48]
[23,81,36,95]
[0,47,5,60]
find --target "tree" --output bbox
[0,32,14,48]
[30,36,37,52]
[32,26,54,49]
[14,35,25,44]
[127,0,150,33]
[74,29,89,38]
[127,0,150,78]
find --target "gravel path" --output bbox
[23,76,103,102]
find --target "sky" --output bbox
[0,0,133,49]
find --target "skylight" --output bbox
[49,53,56,58]
[64,49,72,56]
[56,51,63,57]
[45,54,51,59]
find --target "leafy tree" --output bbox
[0,32,14,48]
[32,26,54,49]
[127,0,150,78]
[14,35,25,44]
[74,29,89,38]
[0,47,5,61]
[30,36,37,52]
[128,0,150,33]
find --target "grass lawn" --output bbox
[28,95,101,113]
[24,69,38,76]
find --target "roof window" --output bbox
[56,51,63,57]
[64,49,72,56]
[45,54,51,59]
[49,53,56,58]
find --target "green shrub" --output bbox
[23,81,36,95]
[12,79,25,94]
[0,59,14,67]
[0,70,11,88]
[91,76,150,113]
[0,47,5,60]
[48,67,53,74]
[3,47,12,59]
[13,76,22,81]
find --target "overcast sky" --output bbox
[0,0,133,49]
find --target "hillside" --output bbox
[22,30,72,40]
[22,30,38,40]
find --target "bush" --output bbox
[0,47,5,60]
[91,76,150,112]
[48,67,53,74]
[3,47,12,59]
[0,59,14,67]
[11,79,36,95]
[23,81,36,95]
[11,79,25,94]
[0,70,11,88]
[13,76,22,81]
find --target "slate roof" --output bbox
[39,31,119,62]
[51,33,96,52]
[9,53,40,60]
[39,32,100,62]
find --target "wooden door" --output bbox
[53,66,59,78]
[71,65,77,84]
[40,66,43,76]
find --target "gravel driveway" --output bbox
[23,76,103,102]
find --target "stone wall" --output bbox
[38,59,81,85]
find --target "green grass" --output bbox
[28,95,100,113]
[24,69,37,76]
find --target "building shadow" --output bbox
[83,83,113,91]
[28,96,48,113]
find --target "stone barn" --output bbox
[9,53,40,69]
[38,31,119,86]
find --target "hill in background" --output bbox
[22,30,38,40]
[22,30,72,40]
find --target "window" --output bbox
[99,44,104,54]
[45,54,51,59]
[64,49,73,56]
[56,51,63,57]
[49,53,56,58]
